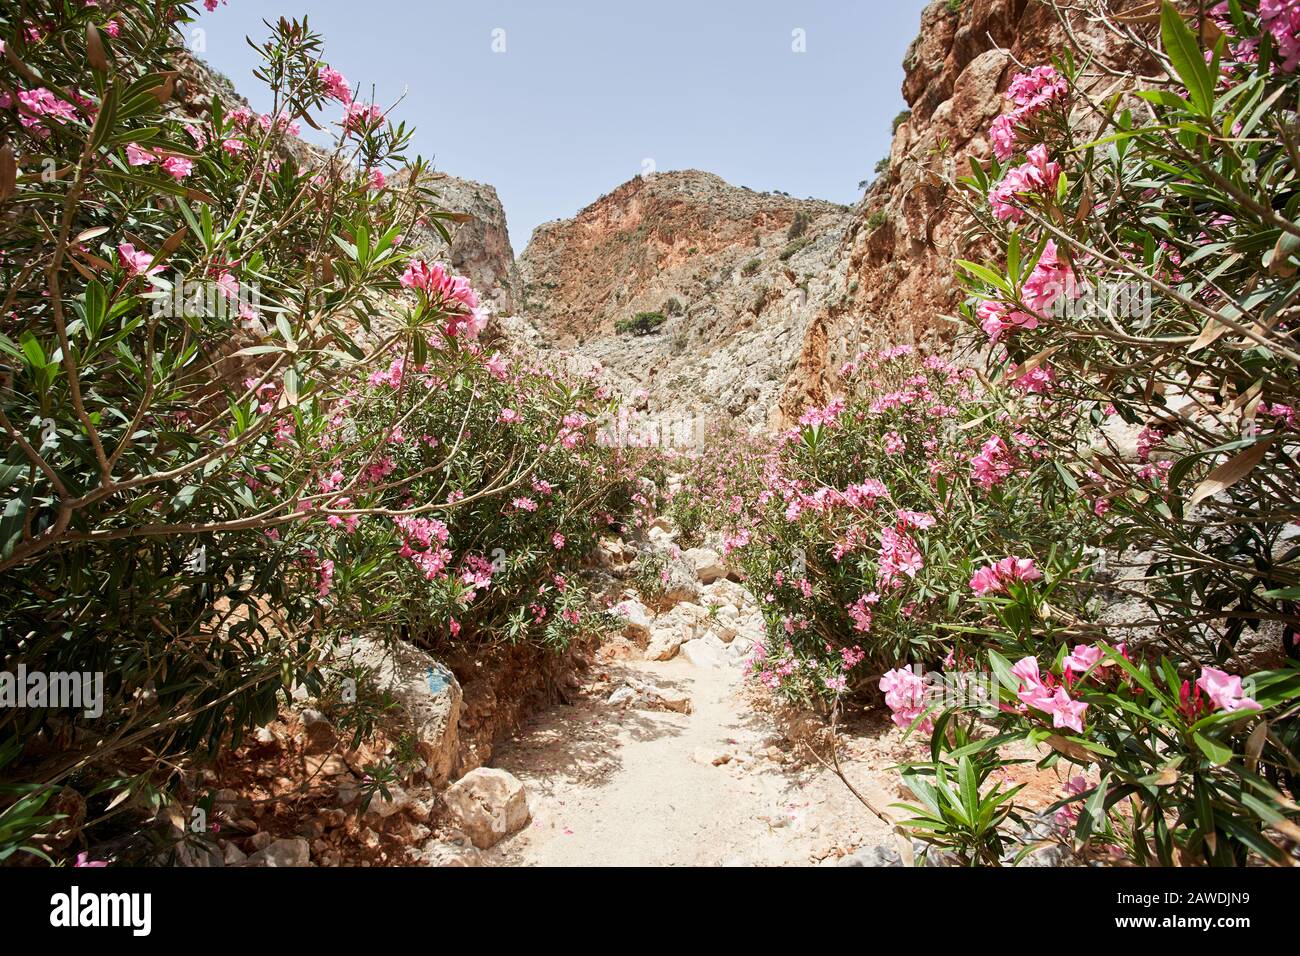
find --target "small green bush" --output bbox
[614,311,667,335]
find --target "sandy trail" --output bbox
[481,652,904,867]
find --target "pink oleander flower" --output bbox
[969,555,1042,595]
[970,435,1014,489]
[318,65,352,104]
[343,100,383,134]
[125,143,155,166]
[317,558,335,597]
[1053,774,1091,832]
[1049,687,1088,733]
[1195,666,1261,713]
[1063,643,1103,674]
[846,596,873,633]
[1261,0,1300,71]
[1021,239,1076,316]
[1005,65,1068,115]
[498,408,522,425]
[990,112,1017,162]
[160,155,194,180]
[877,526,923,590]
[485,352,509,380]
[117,242,161,277]
[399,259,481,332]
[1011,656,1057,712]
[511,496,538,512]
[552,533,566,550]
[880,666,932,733]
[989,145,1061,223]
[977,299,1037,343]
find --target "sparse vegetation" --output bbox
[615,311,668,335]
[741,258,762,277]
[786,209,812,241]
[779,237,811,261]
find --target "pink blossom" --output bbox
[989,145,1061,223]
[1195,667,1261,713]
[1049,687,1088,733]
[117,242,162,277]
[970,435,1015,489]
[160,155,194,180]
[880,666,932,733]
[318,65,352,104]
[990,112,1017,162]
[1005,65,1068,115]
[877,526,923,590]
[969,556,1042,595]
[552,533,566,550]
[343,100,383,134]
[1063,643,1103,674]
[125,143,156,166]
[1021,239,1076,315]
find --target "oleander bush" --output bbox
[0,2,646,864]
[678,1,1300,865]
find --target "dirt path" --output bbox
[481,650,906,866]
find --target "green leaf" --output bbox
[1193,731,1233,766]
[1160,1,1214,116]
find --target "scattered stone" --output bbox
[679,637,725,668]
[222,842,247,865]
[683,547,728,584]
[610,597,653,642]
[608,685,638,707]
[645,602,706,660]
[442,768,531,849]
[246,837,311,867]
[340,636,462,785]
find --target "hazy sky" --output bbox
[194,0,930,252]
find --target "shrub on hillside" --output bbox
[614,311,667,335]
[0,4,646,864]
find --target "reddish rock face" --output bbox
[781,0,1122,423]
[514,170,853,434]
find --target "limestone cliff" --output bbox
[784,0,1124,418]
[513,170,853,433]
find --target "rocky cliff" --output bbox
[784,0,1121,417]
[402,172,517,313]
[513,170,853,433]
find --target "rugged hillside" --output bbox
[513,170,852,433]
[784,0,1121,417]
[402,173,517,313]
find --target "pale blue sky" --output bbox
[194,0,929,252]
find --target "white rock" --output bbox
[247,837,311,867]
[727,637,755,663]
[608,685,638,707]
[340,636,462,786]
[644,602,706,661]
[679,637,725,668]
[610,598,653,642]
[442,768,531,849]
[684,547,728,584]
